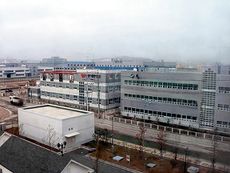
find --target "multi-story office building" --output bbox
[94,57,176,71]
[121,71,202,128]
[94,57,147,70]
[0,66,31,78]
[202,64,230,133]
[54,61,95,70]
[39,69,121,112]
[120,65,230,132]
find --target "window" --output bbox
[59,74,63,82]
[73,95,78,100]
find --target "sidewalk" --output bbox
[106,138,230,172]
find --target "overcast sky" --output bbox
[0,0,229,63]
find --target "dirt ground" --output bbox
[0,106,11,121]
[89,142,223,173]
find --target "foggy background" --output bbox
[0,0,229,63]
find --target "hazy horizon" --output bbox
[0,0,230,64]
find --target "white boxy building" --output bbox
[18,104,94,152]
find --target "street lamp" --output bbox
[57,141,67,156]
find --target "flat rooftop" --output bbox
[22,104,90,120]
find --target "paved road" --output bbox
[95,118,230,166]
[96,118,230,152]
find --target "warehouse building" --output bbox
[39,69,121,112]
[18,104,94,152]
[121,65,230,132]
[0,66,31,78]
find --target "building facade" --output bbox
[120,66,230,132]
[28,86,41,99]
[94,57,176,71]
[121,71,202,128]
[54,61,95,70]
[39,70,121,111]
[0,66,31,78]
[18,104,94,152]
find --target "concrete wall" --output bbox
[18,108,94,151]
[18,108,63,146]
[63,112,94,151]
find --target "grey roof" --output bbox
[0,134,132,173]
[0,131,3,136]
[0,136,70,173]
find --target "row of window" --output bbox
[219,87,230,93]
[123,107,197,121]
[41,81,121,93]
[16,73,25,76]
[67,63,94,67]
[124,93,198,107]
[41,91,120,104]
[216,121,230,128]
[41,91,79,100]
[0,70,29,73]
[218,104,230,112]
[124,80,198,90]
[40,82,78,89]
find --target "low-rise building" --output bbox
[0,66,31,78]
[18,104,94,152]
[39,70,121,112]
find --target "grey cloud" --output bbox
[0,0,229,64]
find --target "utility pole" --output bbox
[112,115,114,154]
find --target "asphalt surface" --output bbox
[95,119,230,166]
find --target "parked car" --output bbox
[5,89,13,93]
[9,96,23,106]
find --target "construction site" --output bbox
[0,77,37,129]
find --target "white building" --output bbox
[0,66,31,78]
[39,69,121,111]
[0,164,13,173]
[61,160,94,173]
[18,104,94,152]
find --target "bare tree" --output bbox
[19,123,24,136]
[136,122,146,160]
[173,145,179,161]
[101,128,109,143]
[45,124,59,149]
[156,129,167,158]
[173,134,180,161]
[93,130,104,173]
[43,125,60,173]
[183,147,189,173]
